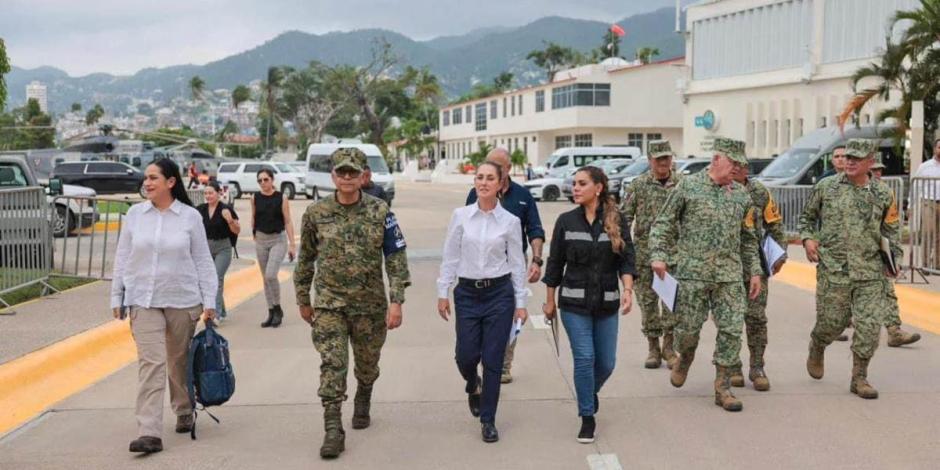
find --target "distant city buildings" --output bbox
[25,81,48,113]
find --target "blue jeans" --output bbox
[560,310,619,417]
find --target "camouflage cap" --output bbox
[648,140,674,159]
[704,136,748,164]
[871,153,886,170]
[844,138,879,159]
[331,147,367,172]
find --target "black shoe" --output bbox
[468,375,481,417]
[175,413,194,434]
[261,308,275,328]
[481,422,499,443]
[577,416,596,444]
[271,305,283,328]
[594,394,599,414]
[128,436,163,453]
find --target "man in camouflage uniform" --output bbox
[648,136,762,412]
[799,138,901,400]
[294,148,411,459]
[621,140,680,370]
[728,162,787,391]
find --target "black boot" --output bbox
[260,307,275,328]
[271,305,284,328]
[128,436,163,453]
[577,416,596,444]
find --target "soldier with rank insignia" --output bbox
[648,136,762,412]
[294,148,411,459]
[621,139,680,370]
[799,138,901,400]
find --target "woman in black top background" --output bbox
[197,181,240,323]
[251,168,296,328]
[542,166,635,444]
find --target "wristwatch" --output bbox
[531,256,544,267]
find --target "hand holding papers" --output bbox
[761,236,787,277]
[508,317,523,346]
[880,236,899,277]
[651,271,678,312]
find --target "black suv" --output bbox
[52,161,146,196]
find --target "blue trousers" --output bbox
[454,280,514,424]
[560,310,619,417]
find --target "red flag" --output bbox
[610,24,626,37]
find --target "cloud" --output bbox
[2,0,684,76]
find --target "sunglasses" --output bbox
[334,168,362,179]
[257,177,271,183]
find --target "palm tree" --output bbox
[527,42,579,82]
[231,85,251,110]
[413,67,442,127]
[636,47,661,64]
[189,76,205,102]
[261,66,291,152]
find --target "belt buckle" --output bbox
[474,280,486,289]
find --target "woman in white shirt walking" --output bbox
[437,162,528,444]
[111,159,218,454]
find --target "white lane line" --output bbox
[529,314,550,330]
[587,453,623,470]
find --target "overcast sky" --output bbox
[2,0,684,76]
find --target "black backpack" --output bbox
[186,323,235,438]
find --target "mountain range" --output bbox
[5,7,685,114]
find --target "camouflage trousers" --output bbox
[673,280,746,367]
[883,279,901,328]
[311,307,388,406]
[744,276,769,348]
[811,276,886,359]
[636,265,675,338]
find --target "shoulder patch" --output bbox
[383,212,407,256]
[763,191,783,224]
[884,194,899,225]
[744,207,756,229]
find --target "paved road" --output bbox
[2,181,940,469]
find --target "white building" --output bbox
[682,0,917,157]
[438,58,686,166]
[25,81,48,113]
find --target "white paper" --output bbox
[508,318,523,346]
[761,236,787,277]
[651,272,678,312]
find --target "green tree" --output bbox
[466,142,493,167]
[231,84,251,110]
[261,66,292,152]
[596,31,624,60]
[510,148,527,174]
[527,42,580,82]
[636,47,661,64]
[0,38,10,111]
[85,104,105,125]
[71,102,82,112]
[278,62,345,145]
[189,75,206,102]
[493,72,514,92]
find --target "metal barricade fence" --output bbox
[907,176,940,277]
[881,176,906,224]
[0,187,54,308]
[767,185,814,237]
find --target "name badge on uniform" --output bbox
[383,212,407,256]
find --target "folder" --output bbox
[880,236,898,276]
[761,235,787,277]
[652,272,678,312]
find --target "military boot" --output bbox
[748,345,770,392]
[886,325,921,347]
[714,366,743,412]
[806,340,825,379]
[662,333,678,370]
[850,354,879,399]
[729,366,745,388]
[352,385,373,430]
[644,337,662,369]
[320,405,346,459]
[670,350,695,388]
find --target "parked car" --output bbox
[563,157,654,202]
[0,154,97,237]
[748,158,774,177]
[305,143,395,203]
[544,146,641,178]
[523,167,577,202]
[216,161,307,199]
[52,161,145,197]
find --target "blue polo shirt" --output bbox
[466,180,546,253]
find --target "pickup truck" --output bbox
[0,155,98,237]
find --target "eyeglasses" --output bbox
[257,177,271,183]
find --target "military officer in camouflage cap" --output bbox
[294,147,411,459]
[621,139,680,370]
[799,138,901,400]
[648,136,762,412]
[728,156,787,391]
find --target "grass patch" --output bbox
[0,276,95,309]
[96,201,132,215]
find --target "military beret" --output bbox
[331,147,367,172]
[703,136,748,164]
[844,138,879,159]
[648,140,674,159]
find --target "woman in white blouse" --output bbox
[111,159,218,454]
[437,162,528,444]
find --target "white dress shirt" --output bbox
[110,200,218,310]
[437,202,527,308]
[914,158,940,200]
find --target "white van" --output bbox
[544,146,641,177]
[305,143,395,202]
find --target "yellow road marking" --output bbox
[0,263,291,437]
[773,260,940,334]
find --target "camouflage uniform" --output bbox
[294,150,411,408]
[799,139,901,399]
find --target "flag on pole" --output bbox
[610,24,626,37]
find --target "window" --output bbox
[244,163,265,174]
[475,103,487,131]
[747,122,756,147]
[523,137,528,154]
[797,118,804,138]
[771,120,779,148]
[503,97,507,118]
[309,155,333,172]
[552,83,611,109]
[555,135,572,149]
[442,110,450,126]
[554,156,569,168]
[0,163,29,187]
[511,96,516,116]
[518,95,523,115]
[758,121,767,148]
[87,163,126,173]
[627,133,643,149]
[536,90,545,112]
[819,116,827,128]
[646,133,662,146]
[218,163,239,173]
[514,138,519,150]
[466,105,472,123]
[575,134,593,147]
[490,100,497,119]
[783,119,792,147]
[453,108,462,125]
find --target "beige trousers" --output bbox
[129,305,201,438]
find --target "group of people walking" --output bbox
[109,138,923,458]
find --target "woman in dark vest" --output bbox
[251,168,296,327]
[197,181,241,323]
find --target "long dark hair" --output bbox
[576,166,624,254]
[149,159,193,207]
